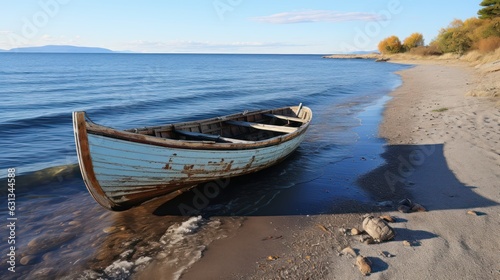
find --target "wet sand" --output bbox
[180,60,500,279]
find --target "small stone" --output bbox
[340,246,356,258]
[398,198,413,207]
[364,237,375,245]
[356,255,372,276]
[267,255,279,261]
[411,203,426,212]
[379,251,393,258]
[317,224,329,233]
[339,227,347,235]
[403,240,412,247]
[350,228,361,235]
[380,215,395,223]
[467,210,478,216]
[362,216,395,242]
[398,205,411,213]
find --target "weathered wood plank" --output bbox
[174,130,253,144]
[226,120,298,133]
[264,113,306,123]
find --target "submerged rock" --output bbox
[30,268,55,278]
[103,226,118,233]
[27,233,76,255]
[398,198,413,207]
[375,201,393,207]
[398,205,411,213]
[20,255,38,265]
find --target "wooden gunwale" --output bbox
[85,106,312,151]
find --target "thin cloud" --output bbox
[252,10,386,24]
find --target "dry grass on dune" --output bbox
[382,48,500,100]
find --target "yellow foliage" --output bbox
[434,17,500,54]
[403,33,424,50]
[378,36,402,54]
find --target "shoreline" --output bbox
[181,58,499,279]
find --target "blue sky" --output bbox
[0,0,481,53]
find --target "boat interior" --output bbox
[124,106,310,143]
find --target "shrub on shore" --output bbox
[378,36,402,54]
[403,33,425,51]
[377,1,500,56]
[409,45,442,56]
[475,36,500,53]
[432,17,500,54]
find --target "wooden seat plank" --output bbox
[225,120,298,134]
[264,113,306,123]
[174,130,252,144]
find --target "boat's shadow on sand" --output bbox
[150,143,498,217]
[357,143,498,212]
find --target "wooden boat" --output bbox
[73,104,312,211]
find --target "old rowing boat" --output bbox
[73,104,312,211]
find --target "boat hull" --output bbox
[73,106,311,211]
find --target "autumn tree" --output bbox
[378,36,402,54]
[478,0,500,19]
[433,19,472,54]
[403,33,424,51]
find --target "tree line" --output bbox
[378,0,500,55]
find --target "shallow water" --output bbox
[0,53,409,279]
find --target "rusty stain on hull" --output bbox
[163,158,174,170]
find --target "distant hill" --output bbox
[8,45,115,53]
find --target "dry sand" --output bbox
[372,60,500,279]
[178,59,500,280]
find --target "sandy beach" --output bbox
[176,59,500,279]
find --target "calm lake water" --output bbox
[0,53,409,279]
